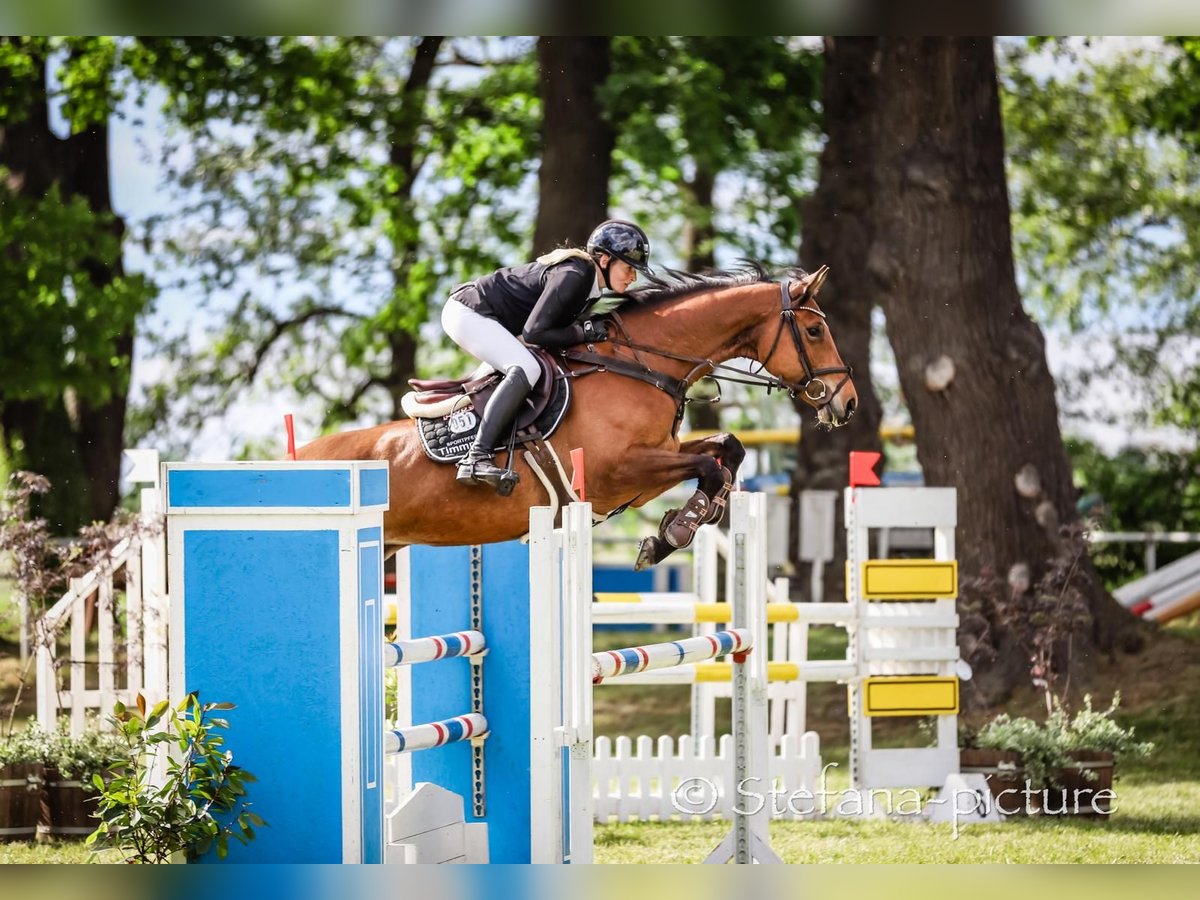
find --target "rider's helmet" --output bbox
[586,219,652,282]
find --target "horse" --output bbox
[297,263,858,569]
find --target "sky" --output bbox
[99,39,1196,463]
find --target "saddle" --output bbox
[402,349,572,464]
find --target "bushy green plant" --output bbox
[0,722,49,766]
[1061,693,1156,758]
[973,692,1154,790]
[45,726,128,781]
[86,693,264,863]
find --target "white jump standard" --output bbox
[529,492,782,864]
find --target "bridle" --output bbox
[755,280,854,406]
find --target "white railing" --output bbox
[1088,530,1200,574]
[34,486,168,736]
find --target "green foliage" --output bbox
[0,721,49,765]
[1067,437,1200,586]
[0,186,151,407]
[972,693,1154,791]
[46,723,126,780]
[0,720,126,779]
[1001,40,1200,330]
[606,37,823,261]
[1142,37,1200,150]
[132,37,540,441]
[86,693,263,864]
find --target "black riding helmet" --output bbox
[586,219,652,289]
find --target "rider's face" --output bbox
[601,257,638,292]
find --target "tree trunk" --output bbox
[682,166,716,272]
[533,38,614,255]
[791,37,886,602]
[63,122,130,524]
[383,36,443,405]
[0,41,128,528]
[866,38,1140,701]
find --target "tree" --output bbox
[532,38,613,254]
[606,37,822,270]
[862,38,1140,702]
[0,37,154,529]
[131,37,540,446]
[790,37,886,601]
[1001,39,1200,444]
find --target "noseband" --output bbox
[760,280,853,406]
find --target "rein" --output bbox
[562,279,853,416]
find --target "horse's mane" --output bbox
[619,261,808,312]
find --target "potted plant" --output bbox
[38,725,127,842]
[962,693,1153,818]
[0,725,47,843]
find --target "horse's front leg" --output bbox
[677,433,746,525]
[606,446,731,571]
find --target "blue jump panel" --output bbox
[409,541,531,864]
[168,468,353,509]
[183,529,343,863]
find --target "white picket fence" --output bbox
[592,732,822,822]
[34,477,169,736]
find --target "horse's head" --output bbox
[757,266,858,429]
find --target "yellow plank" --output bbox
[682,425,915,446]
[694,662,801,682]
[693,603,800,623]
[856,559,958,600]
[863,676,959,716]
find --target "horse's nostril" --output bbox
[845,397,857,418]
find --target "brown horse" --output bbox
[298,263,858,568]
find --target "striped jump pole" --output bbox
[591,629,753,683]
[384,630,486,667]
[386,713,489,754]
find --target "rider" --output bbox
[442,219,653,490]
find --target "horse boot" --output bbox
[661,490,711,550]
[456,366,532,496]
[701,465,734,525]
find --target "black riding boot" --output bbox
[456,366,532,494]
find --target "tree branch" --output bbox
[242,304,364,384]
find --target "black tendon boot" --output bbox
[456,366,532,495]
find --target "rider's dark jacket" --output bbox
[453,256,601,349]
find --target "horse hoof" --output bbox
[634,538,659,571]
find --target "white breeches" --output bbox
[441,299,542,387]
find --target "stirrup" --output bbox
[457,457,521,497]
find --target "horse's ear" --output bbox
[789,265,830,301]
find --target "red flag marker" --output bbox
[284,414,297,461]
[848,451,881,487]
[570,447,586,501]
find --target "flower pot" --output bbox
[0,762,44,843]
[38,767,99,841]
[1050,750,1115,819]
[959,748,1030,815]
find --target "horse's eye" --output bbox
[806,325,823,339]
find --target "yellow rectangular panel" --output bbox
[863,676,959,716]
[859,559,957,600]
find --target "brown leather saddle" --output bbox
[404,350,571,464]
